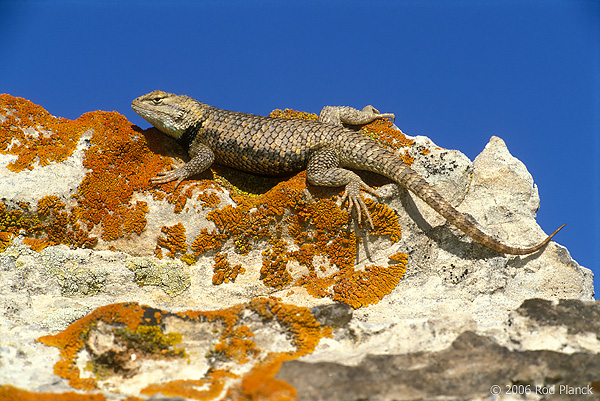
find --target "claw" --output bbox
[150,164,186,188]
[339,181,377,230]
[361,183,380,198]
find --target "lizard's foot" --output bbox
[361,105,395,122]
[338,181,379,230]
[150,164,187,189]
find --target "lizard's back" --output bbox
[201,108,347,175]
[201,107,390,176]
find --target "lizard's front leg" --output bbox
[306,147,379,229]
[151,142,215,189]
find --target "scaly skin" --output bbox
[132,90,564,255]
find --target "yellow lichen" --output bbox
[0,198,97,252]
[180,253,196,265]
[114,325,185,358]
[269,108,318,121]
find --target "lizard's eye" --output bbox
[152,98,163,104]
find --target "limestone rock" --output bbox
[0,94,595,400]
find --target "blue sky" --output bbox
[1,1,598,296]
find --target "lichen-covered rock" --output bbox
[0,94,595,400]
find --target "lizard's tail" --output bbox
[389,163,565,255]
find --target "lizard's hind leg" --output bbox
[306,147,379,229]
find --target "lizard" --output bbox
[131,90,564,255]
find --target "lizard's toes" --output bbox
[340,181,375,230]
[361,183,380,198]
[150,167,185,186]
[337,188,349,209]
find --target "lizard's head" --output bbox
[132,90,202,140]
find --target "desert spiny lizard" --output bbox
[132,90,563,255]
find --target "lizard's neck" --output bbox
[177,118,204,150]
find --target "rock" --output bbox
[0,94,596,400]
[277,328,600,401]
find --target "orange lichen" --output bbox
[140,298,331,400]
[0,94,82,172]
[0,231,13,252]
[0,385,106,401]
[226,355,297,401]
[33,298,334,400]
[191,228,228,256]
[211,325,259,363]
[142,369,236,400]
[156,223,187,258]
[360,118,415,166]
[122,201,149,238]
[224,298,332,400]
[361,118,414,149]
[389,251,408,265]
[37,195,64,216]
[332,263,407,308]
[0,95,167,246]
[70,109,176,243]
[249,297,332,355]
[74,112,157,240]
[165,180,224,213]
[197,190,221,210]
[366,198,402,243]
[37,302,145,390]
[260,237,291,289]
[212,252,245,285]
